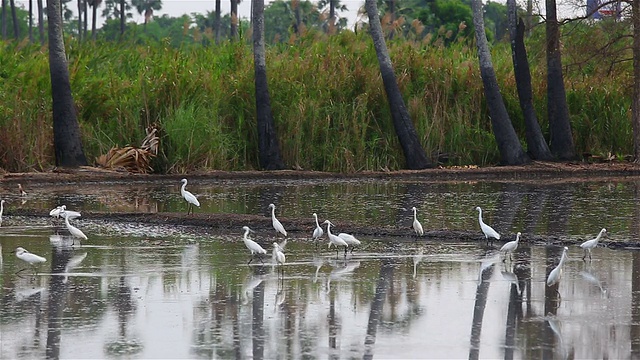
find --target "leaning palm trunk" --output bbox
[507,0,552,160]
[633,0,640,163]
[471,0,529,165]
[48,0,88,167]
[364,0,432,169]
[252,0,285,170]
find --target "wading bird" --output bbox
[180,178,200,215]
[18,183,27,196]
[268,204,287,238]
[64,212,88,244]
[312,213,324,247]
[411,207,424,236]
[272,242,286,276]
[579,228,607,261]
[13,247,46,275]
[500,232,521,262]
[0,199,5,226]
[323,220,348,258]
[242,226,266,265]
[547,247,569,290]
[475,206,500,246]
[338,231,361,254]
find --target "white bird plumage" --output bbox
[242,226,266,264]
[547,246,569,287]
[64,212,88,242]
[412,207,424,236]
[579,228,607,261]
[180,178,200,215]
[475,206,500,246]
[272,242,286,275]
[324,220,348,257]
[500,232,521,262]
[0,199,5,226]
[14,247,46,274]
[268,204,287,237]
[312,213,324,245]
[338,231,361,253]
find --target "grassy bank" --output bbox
[0,28,632,173]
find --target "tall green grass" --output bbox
[0,25,632,173]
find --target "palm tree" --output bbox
[363,0,432,169]
[37,0,44,44]
[28,0,33,42]
[471,0,529,165]
[546,0,576,160]
[214,0,221,43]
[47,0,88,167]
[132,0,161,31]
[9,0,18,39]
[90,0,103,41]
[252,0,285,170]
[507,0,552,160]
[634,0,640,163]
[230,0,239,40]
[1,0,6,40]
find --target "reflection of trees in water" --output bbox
[363,258,394,360]
[45,248,71,359]
[468,254,494,360]
[251,266,266,360]
[631,181,640,358]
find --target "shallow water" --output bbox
[1,177,640,359]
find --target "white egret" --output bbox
[579,228,607,261]
[338,231,361,254]
[323,220,348,257]
[18,183,27,196]
[59,205,81,220]
[500,232,521,262]
[0,199,5,226]
[242,226,266,264]
[13,247,46,274]
[411,207,424,236]
[268,204,287,237]
[49,205,64,218]
[475,207,500,246]
[272,242,286,276]
[312,213,324,247]
[64,212,88,244]
[547,246,569,287]
[180,178,200,215]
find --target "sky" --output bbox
[13,0,367,29]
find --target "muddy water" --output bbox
[0,178,640,359]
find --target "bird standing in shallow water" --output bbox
[272,242,286,276]
[475,206,500,246]
[500,232,521,262]
[579,228,607,261]
[324,220,348,258]
[411,207,424,236]
[13,247,46,275]
[268,204,287,238]
[0,199,5,226]
[312,213,324,247]
[180,179,200,215]
[547,246,569,290]
[241,226,266,264]
[64,213,88,245]
[18,184,27,197]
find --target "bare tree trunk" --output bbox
[1,0,6,40]
[29,0,33,42]
[546,0,577,160]
[293,0,301,35]
[252,0,285,170]
[83,0,88,39]
[508,0,553,160]
[214,0,221,44]
[37,0,44,44]
[47,0,89,167]
[364,0,432,169]
[119,0,125,37]
[77,0,83,39]
[525,0,533,36]
[91,0,98,41]
[634,0,640,162]
[9,0,18,39]
[472,0,530,165]
[230,0,238,41]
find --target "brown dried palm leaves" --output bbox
[95,126,159,174]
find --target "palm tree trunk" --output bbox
[28,0,33,42]
[37,0,44,44]
[633,0,640,162]
[546,0,577,160]
[1,0,6,40]
[119,0,125,37]
[9,0,18,39]
[83,0,88,39]
[364,0,432,169]
[214,0,221,44]
[91,0,98,41]
[77,0,83,39]
[47,0,89,167]
[471,0,530,165]
[230,0,238,41]
[252,0,285,170]
[507,0,552,160]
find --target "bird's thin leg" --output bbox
[259,254,264,264]
[15,268,27,275]
[248,255,254,265]
[589,250,592,261]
